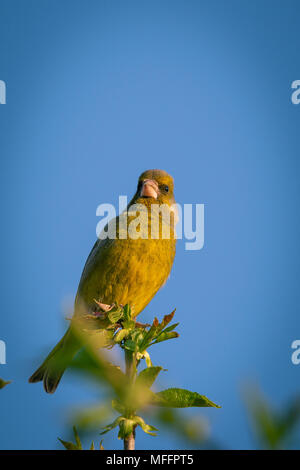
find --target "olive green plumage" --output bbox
[29,169,176,393]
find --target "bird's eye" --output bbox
[164,185,169,193]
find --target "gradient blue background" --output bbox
[0,0,300,449]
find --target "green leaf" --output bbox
[137,367,163,389]
[152,331,179,345]
[114,329,129,343]
[134,415,158,436]
[73,426,82,448]
[139,311,177,349]
[118,418,135,439]
[140,318,159,349]
[123,319,136,330]
[124,339,137,352]
[100,416,122,435]
[160,309,176,330]
[123,304,132,321]
[58,438,79,450]
[151,388,221,408]
[90,441,95,450]
[0,378,11,389]
[131,329,145,346]
[159,322,179,334]
[58,426,83,450]
[107,306,124,324]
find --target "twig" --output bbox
[124,429,136,450]
[124,349,136,450]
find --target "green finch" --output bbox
[29,169,177,393]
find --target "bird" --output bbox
[29,169,177,393]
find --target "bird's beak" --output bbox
[140,179,159,199]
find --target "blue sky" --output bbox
[0,0,300,449]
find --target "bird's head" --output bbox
[125,169,177,237]
[133,169,175,207]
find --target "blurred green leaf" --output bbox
[83,328,115,349]
[136,366,163,389]
[69,336,128,399]
[278,397,300,442]
[0,378,11,389]
[153,408,208,445]
[245,387,300,449]
[111,399,126,415]
[72,403,113,431]
[151,388,221,408]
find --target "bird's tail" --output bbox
[29,328,79,393]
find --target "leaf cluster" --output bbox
[64,304,220,446]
